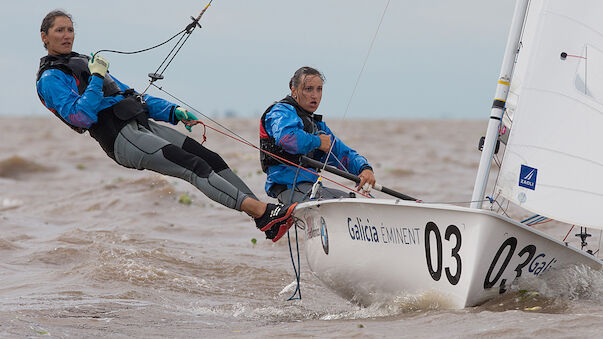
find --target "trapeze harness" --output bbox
[36,52,151,160]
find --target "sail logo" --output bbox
[519,165,537,190]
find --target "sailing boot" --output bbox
[254,203,298,242]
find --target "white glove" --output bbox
[88,54,109,77]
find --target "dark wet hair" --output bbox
[289,66,325,89]
[40,10,73,50]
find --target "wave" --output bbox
[101,176,178,200]
[43,175,179,217]
[0,238,21,250]
[519,264,603,302]
[88,245,217,294]
[0,156,53,179]
[28,246,88,265]
[475,264,603,313]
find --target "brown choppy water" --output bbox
[2,117,603,338]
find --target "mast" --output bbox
[470,0,530,209]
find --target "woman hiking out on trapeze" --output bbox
[36,10,296,242]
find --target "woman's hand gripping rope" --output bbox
[174,106,199,132]
[88,53,109,78]
[174,108,207,143]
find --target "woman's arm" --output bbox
[37,69,105,128]
[265,103,322,154]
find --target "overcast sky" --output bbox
[2,0,515,119]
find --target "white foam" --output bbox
[278,281,298,295]
[1,197,22,209]
[517,264,603,301]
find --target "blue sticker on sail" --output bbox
[519,165,537,190]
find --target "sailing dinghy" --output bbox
[292,0,603,308]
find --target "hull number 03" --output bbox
[423,222,556,291]
[424,222,462,285]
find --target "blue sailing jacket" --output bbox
[37,69,176,128]
[263,101,372,196]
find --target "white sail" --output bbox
[497,0,603,228]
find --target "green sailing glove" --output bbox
[88,54,109,78]
[174,106,198,132]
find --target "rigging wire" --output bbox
[341,0,391,121]
[288,0,391,299]
[319,0,391,175]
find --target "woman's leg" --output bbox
[114,121,248,211]
[146,121,258,200]
[113,121,296,242]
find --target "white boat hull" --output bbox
[294,198,602,308]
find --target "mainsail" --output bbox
[497,0,603,228]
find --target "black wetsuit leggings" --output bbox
[113,120,257,210]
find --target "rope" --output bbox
[286,166,303,301]
[151,77,374,198]
[92,28,188,58]
[91,0,214,96]
[563,225,575,242]
[286,225,302,301]
[182,118,372,198]
[489,196,512,218]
